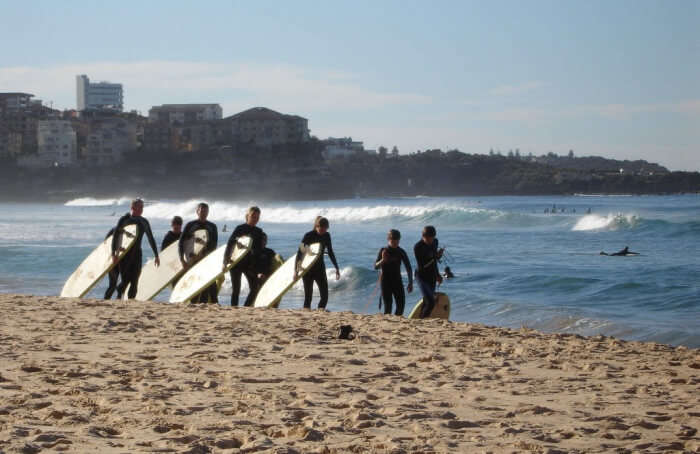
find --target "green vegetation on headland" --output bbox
[1,141,698,202]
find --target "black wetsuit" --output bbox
[161,231,181,251]
[375,246,413,316]
[414,239,440,318]
[179,219,218,303]
[104,228,119,299]
[224,223,264,307]
[111,213,159,300]
[256,247,279,284]
[296,230,339,309]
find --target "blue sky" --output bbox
[1,0,698,170]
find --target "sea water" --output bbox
[0,195,698,347]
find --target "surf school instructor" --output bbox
[295,216,340,310]
[111,198,160,299]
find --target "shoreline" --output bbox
[1,294,698,452]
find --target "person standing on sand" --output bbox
[413,225,443,318]
[374,229,413,316]
[179,202,218,303]
[104,227,120,299]
[161,216,183,251]
[256,232,280,285]
[295,216,340,310]
[112,198,160,299]
[224,206,265,307]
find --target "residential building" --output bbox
[0,93,58,155]
[36,120,77,166]
[148,104,222,124]
[322,137,366,159]
[83,117,137,165]
[0,126,22,158]
[220,107,310,147]
[76,75,124,112]
[0,92,35,114]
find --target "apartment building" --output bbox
[221,107,310,147]
[148,104,222,124]
[76,75,124,112]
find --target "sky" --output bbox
[1,0,698,170]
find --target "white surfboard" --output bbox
[254,243,321,308]
[170,236,252,303]
[60,224,139,298]
[128,229,208,301]
[407,292,451,320]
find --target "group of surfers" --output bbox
[103,198,447,319]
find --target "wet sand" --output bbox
[0,294,698,453]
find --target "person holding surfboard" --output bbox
[256,232,281,285]
[104,227,121,299]
[179,202,218,303]
[224,206,265,307]
[413,225,444,318]
[374,229,413,316]
[295,216,340,310]
[161,216,183,251]
[111,198,160,300]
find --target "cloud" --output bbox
[0,60,430,114]
[488,81,544,96]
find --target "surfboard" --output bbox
[169,235,252,303]
[407,292,451,319]
[60,224,139,298]
[254,243,321,308]
[127,229,208,301]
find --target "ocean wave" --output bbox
[572,213,640,231]
[141,199,573,229]
[64,197,133,207]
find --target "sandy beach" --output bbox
[0,294,698,453]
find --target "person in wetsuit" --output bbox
[161,216,183,251]
[600,246,639,256]
[374,229,413,316]
[224,206,265,307]
[112,198,160,300]
[104,227,120,299]
[413,225,444,318]
[256,232,280,285]
[295,216,340,310]
[179,202,218,303]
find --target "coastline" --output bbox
[1,294,698,452]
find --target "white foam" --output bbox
[64,197,132,207]
[143,199,485,224]
[572,213,638,231]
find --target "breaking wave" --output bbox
[572,213,640,231]
[64,197,133,207]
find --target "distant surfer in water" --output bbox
[161,216,182,251]
[112,198,160,299]
[443,266,455,279]
[374,229,413,316]
[600,246,639,256]
[295,216,340,310]
[224,206,265,307]
[414,225,444,318]
[179,202,218,303]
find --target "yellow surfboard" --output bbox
[407,292,451,320]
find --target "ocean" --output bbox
[0,195,698,347]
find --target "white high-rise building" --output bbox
[76,75,123,112]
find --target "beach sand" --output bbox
[0,294,698,453]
